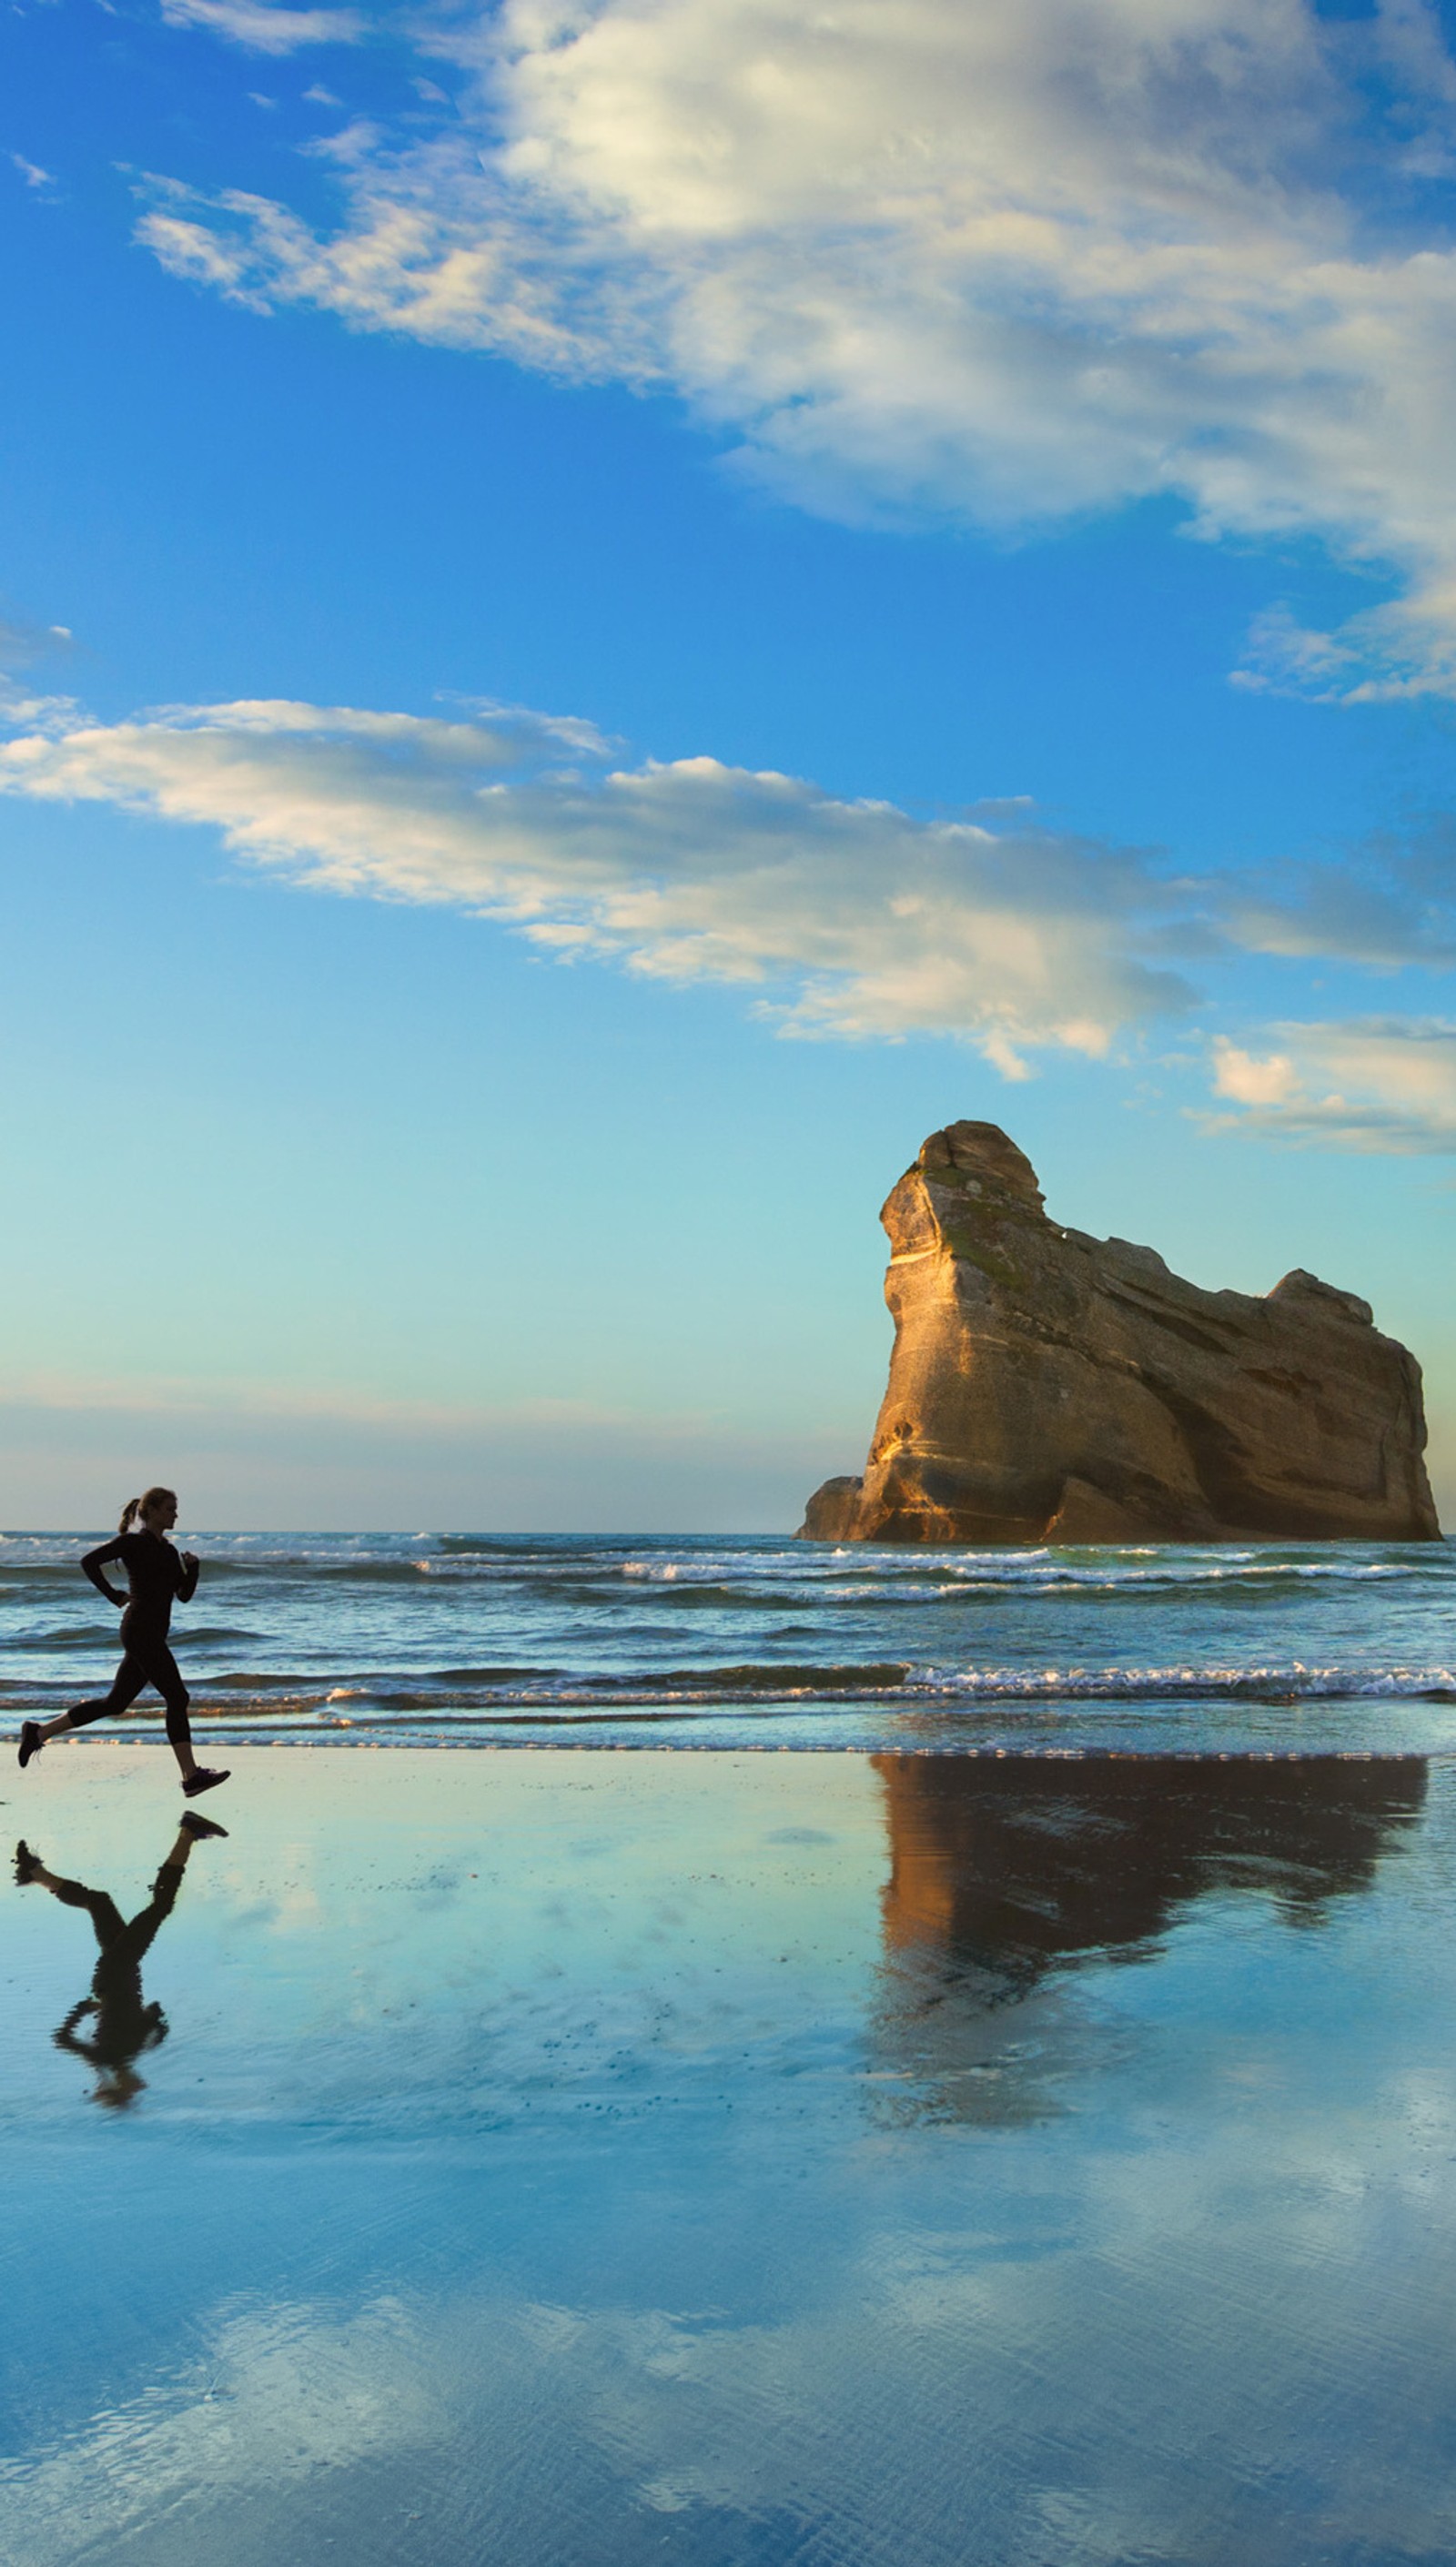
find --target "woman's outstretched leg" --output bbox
[19,1654,149,1767]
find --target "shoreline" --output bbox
[18,1728,1443,1757]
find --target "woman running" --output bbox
[16,1488,229,1797]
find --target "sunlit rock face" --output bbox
[800,1121,1440,1544]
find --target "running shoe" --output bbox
[181,1767,230,1798]
[13,1840,41,1885]
[179,1810,228,1840]
[17,1721,42,1769]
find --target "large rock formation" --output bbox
[800,1121,1440,1544]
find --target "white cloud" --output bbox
[1234,586,1456,704]
[136,0,1456,690]
[1210,1020,1456,1150]
[5,688,1454,1130]
[11,153,55,191]
[1210,1041,1301,1109]
[0,692,1197,1064]
[159,0,365,55]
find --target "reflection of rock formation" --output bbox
[801,1121,1440,1543]
[871,1753,1428,2120]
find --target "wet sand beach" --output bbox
[5,1743,1456,2564]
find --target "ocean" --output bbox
[5,1528,1454,1754]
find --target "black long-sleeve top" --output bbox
[81,1532,198,1631]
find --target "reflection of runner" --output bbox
[17,1487,228,1798]
[14,1814,227,2110]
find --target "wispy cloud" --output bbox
[0,613,72,671]
[11,153,56,192]
[159,0,365,56]
[1217,840,1456,971]
[5,689,1455,1124]
[0,692,1195,1070]
[1209,1020,1456,1151]
[136,0,1456,692]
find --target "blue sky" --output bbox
[4,0,1456,1529]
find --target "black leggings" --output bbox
[70,1619,192,1748]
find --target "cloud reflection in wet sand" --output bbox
[3,1747,1453,2567]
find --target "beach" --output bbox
[5,1741,1456,2564]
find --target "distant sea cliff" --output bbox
[801,1122,1440,1546]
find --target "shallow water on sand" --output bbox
[4,1530,1456,1752]
[4,1746,1456,2565]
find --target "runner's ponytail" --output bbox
[119,1487,176,1534]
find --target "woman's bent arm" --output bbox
[177,1551,199,1603]
[81,1541,126,1607]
